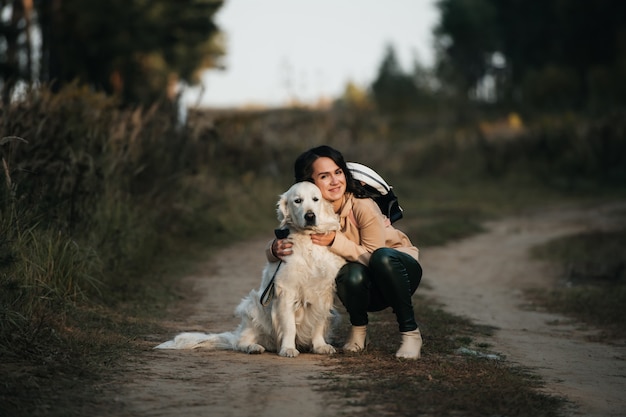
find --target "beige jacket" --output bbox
[267,193,419,266]
[330,193,419,265]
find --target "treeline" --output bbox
[434,0,626,114]
[4,1,625,115]
[344,1,626,116]
[0,0,224,106]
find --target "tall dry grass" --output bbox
[1,85,204,359]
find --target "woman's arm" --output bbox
[330,197,386,264]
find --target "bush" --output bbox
[0,84,195,359]
[398,109,626,189]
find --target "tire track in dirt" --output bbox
[421,202,626,417]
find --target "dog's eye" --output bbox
[294,198,302,204]
[313,197,319,202]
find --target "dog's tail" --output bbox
[154,331,238,350]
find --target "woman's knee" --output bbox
[335,262,369,291]
[370,247,396,269]
[370,248,422,292]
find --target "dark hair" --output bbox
[293,145,374,198]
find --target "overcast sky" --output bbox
[182,0,439,108]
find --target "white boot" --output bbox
[395,328,422,359]
[343,325,367,352]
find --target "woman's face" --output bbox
[310,157,346,209]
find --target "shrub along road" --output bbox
[102,202,626,417]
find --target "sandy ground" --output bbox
[106,237,353,417]
[421,202,626,417]
[106,202,626,417]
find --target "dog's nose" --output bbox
[304,211,316,225]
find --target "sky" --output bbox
[181,0,439,109]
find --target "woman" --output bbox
[268,145,423,359]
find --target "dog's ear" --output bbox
[276,191,290,227]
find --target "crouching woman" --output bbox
[269,145,423,359]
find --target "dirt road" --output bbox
[108,202,626,417]
[108,237,353,417]
[422,202,626,417]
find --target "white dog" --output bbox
[155,181,346,357]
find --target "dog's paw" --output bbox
[313,344,336,355]
[278,347,300,358]
[243,344,266,354]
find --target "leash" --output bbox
[260,260,281,306]
[260,228,289,306]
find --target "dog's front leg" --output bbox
[311,319,336,355]
[272,290,299,358]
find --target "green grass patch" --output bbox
[528,227,626,340]
[412,217,485,246]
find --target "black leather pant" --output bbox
[335,248,422,332]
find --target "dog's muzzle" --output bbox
[304,211,316,226]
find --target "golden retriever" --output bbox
[155,181,346,357]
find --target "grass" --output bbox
[322,296,563,417]
[527,225,626,341]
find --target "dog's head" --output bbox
[277,181,340,233]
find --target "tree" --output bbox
[4,0,225,106]
[338,80,372,111]
[0,0,35,105]
[371,44,421,113]
[434,0,499,96]
[434,0,626,111]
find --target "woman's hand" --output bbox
[272,238,293,259]
[310,231,336,246]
